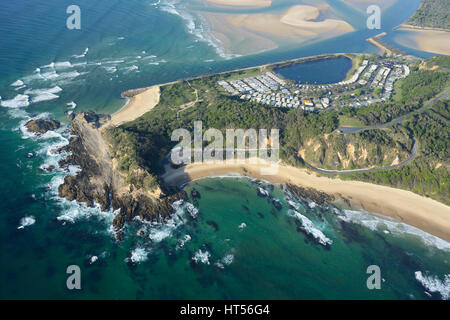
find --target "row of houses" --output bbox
[348,64,409,107]
[219,72,310,109]
[218,72,288,96]
[371,66,391,88]
[358,64,379,85]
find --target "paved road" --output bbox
[338,88,450,134]
[303,87,450,175]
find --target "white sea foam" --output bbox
[73,48,89,58]
[215,253,234,268]
[40,70,59,80]
[177,234,192,250]
[17,216,36,229]
[14,85,27,91]
[103,66,117,74]
[185,203,199,218]
[54,61,73,69]
[123,65,139,73]
[11,80,24,87]
[66,101,77,109]
[25,86,62,95]
[288,210,333,246]
[127,246,149,263]
[192,249,211,265]
[41,62,55,69]
[32,92,60,103]
[308,201,318,209]
[146,200,198,243]
[415,271,450,300]
[24,86,62,104]
[89,255,99,264]
[58,71,82,80]
[158,0,238,60]
[238,222,247,230]
[0,94,30,108]
[340,210,450,251]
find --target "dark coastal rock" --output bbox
[25,118,60,134]
[40,165,55,173]
[285,184,335,206]
[271,199,283,211]
[206,221,219,232]
[191,188,201,199]
[257,187,270,198]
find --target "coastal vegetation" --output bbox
[339,67,449,125]
[106,56,449,204]
[342,99,449,204]
[406,0,450,30]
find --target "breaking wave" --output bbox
[192,249,211,265]
[17,216,36,229]
[288,210,333,246]
[158,0,238,60]
[339,210,450,252]
[415,271,450,300]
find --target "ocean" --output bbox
[0,0,448,300]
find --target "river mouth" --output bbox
[274,56,353,84]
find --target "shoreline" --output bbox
[108,85,160,127]
[195,4,354,56]
[105,52,449,243]
[366,32,396,56]
[162,160,450,242]
[393,25,450,56]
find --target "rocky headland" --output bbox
[58,112,186,241]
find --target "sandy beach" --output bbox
[197,4,354,55]
[395,26,450,56]
[162,159,450,242]
[109,85,160,127]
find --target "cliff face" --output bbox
[58,113,186,241]
[297,130,412,171]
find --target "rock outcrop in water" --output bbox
[25,118,60,134]
[285,184,335,205]
[58,112,186,241]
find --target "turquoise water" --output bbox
[0,0,448,300]
[274,56,353,84]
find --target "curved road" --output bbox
[338,88,450,134]
[302,87,450,175]
[302,138,418,175]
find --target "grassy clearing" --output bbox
[338,115,365,127]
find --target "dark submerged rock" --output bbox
[191,188,201,199]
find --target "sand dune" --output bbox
[200,5,354,55]
[395,27,450,56]
[162,159,450,242]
